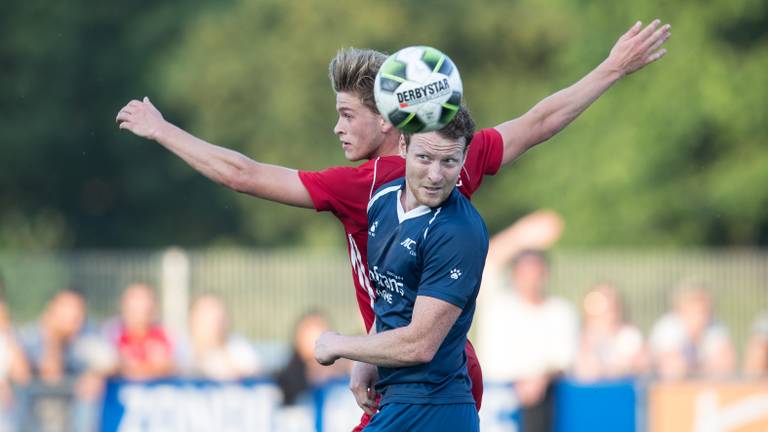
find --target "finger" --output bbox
[636,19,661,42]
[128,100,143,109]
[118,120,133,130]
[640,24,671,52]
[117,107,134,118]
[645,48,668,65]
[360,404,374,416]
[362,401,377,415]
[620,20,642,41]
[645,31,670,55]
[353,392,374,414]
[144,96,155,109]
[366,398,379,410]
[116,111,133,123]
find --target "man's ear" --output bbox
[398,135,407,158]
[379,115,394,133]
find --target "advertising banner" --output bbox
[649,381,768,432]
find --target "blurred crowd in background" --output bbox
[0,279,350,431]
[0,271,765,431]
[0,214,766,432]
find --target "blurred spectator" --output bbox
[175,294,261,380]
[572,283,647,382]
[744,312,768,377]
[478,211,578,432]
[0,273,30,429]
[18,289,115,432]
[103,283,173,380]
[649,281,736,379]
[274,310,348,405]
[477,211,575,432]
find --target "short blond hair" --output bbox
[329,48,387,113]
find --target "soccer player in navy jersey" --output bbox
[116,19,670,430]
[314,109,485,431]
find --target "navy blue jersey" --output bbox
[366,178,489,405]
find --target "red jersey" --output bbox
[117,325,172,364]
[299,128,504,331]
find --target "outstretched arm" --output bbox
[496,19,671,166]
[315,295,461,368]
[116,98,314,208]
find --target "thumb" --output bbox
[143,96,155,108]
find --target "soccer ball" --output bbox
[374,46,462,133]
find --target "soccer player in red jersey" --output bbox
[116,19,670,429]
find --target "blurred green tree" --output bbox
[2,0,766,248]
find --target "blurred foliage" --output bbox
[1,0,767,248]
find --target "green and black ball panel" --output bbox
[420,46,455,76]
[439,91,462,124]
[378,57,407,94]
[388,110,427,133]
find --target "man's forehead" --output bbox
[410,133,465,154]
[336,91,364,109]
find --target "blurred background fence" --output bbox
[1,248,765,356]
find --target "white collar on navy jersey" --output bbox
[396,188,431,224]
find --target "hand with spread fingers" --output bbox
[606,19,672,76]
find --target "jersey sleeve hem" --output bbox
[484,128,504,176]
[417,290,467,310]
[297,170,329,212]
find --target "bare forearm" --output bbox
[498,62,621,164]
[155,121,251,187]
[498,20,671,165]
[330,327,427,368]
[155,122,313,207]
[528,61,622,144]
[316,297,459,368]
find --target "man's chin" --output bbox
[344,151,370,162]
[414,193,443,208]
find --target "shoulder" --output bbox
[546,296,576,314]
[651,313,680,332]
[470,128,504,148]
[299,159,376,184]
[367,178,404,213]
[423,195,487,248]
[650,314,685,348]
[434,192,486,231]
[148,325,171,343]
[704,320,731,340]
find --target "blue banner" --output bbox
[100,378,283,432]
[98,377,638,431]
[554,378,637,432]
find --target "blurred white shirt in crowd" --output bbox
[649,313,732,373]
[478,282,578,381]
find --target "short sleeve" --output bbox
[416,222,488,309]
[298,166,360,213]
[460,128,504,195]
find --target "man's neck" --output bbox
[400,183,421,213]
[370,133,402,159]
